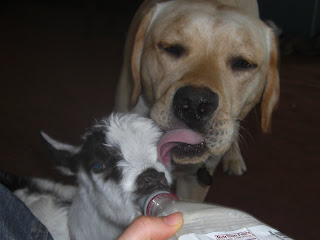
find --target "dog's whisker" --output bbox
[232,129,243,150]
[238,124,255,144]
[233,139,241,152]
[238,132,248,149]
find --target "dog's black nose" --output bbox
[173,86,219,130]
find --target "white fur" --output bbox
[68,114,172,239]
[13,113,172,240]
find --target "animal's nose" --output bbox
[135,168,169,195]
[173,86,219,130]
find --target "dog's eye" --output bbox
[158,43,185,58]
[91,162,106,173]
[231,58,257,71]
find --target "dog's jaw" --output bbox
[158,128,208,166]
[172,150,211,165]
[153,102,236,165]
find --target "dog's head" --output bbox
[128,0,280,165]
[41,113,172,226]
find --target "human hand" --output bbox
[118,212,183,240]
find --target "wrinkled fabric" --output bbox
[0,184,53,240]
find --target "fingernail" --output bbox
[163,212,183,227]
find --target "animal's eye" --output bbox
[91,162,106,173]
[231,58,257,71]
[158,43,185,58]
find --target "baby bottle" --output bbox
[138,191,293,240]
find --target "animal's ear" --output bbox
[130,2,160,108]
[40,132,79,175]
[261,29,280,133]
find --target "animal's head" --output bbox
[127,0,279,165]
[41,113,172,226]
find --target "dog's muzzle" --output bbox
[173,86,219,131]
[157,86,221,166]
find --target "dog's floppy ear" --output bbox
[40,131,80,175]
[130,1,170,107]
[261,30,280,133]
[130,4,156,107]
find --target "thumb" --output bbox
[118,212,183,240]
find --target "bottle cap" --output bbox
[138,191,178,215]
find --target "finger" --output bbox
[118,212,183,240]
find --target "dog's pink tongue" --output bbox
[158,129,204,167]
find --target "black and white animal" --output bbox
[0,113,172,240]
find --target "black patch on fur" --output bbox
[102,148,122,182]
[0,171,65,198]
[56,199,72,208]
[78,126,122,183]
[0,171,31,192]
[40,132,78,174]
[42,118,123,183]
[135,168,170,198]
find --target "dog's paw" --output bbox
[222,154,247,175]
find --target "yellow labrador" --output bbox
[114,0,279,201]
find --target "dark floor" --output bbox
[1,2,319,240]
